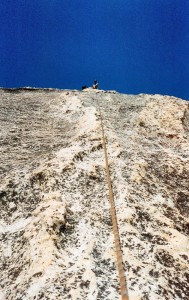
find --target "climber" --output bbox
[93,80,99,89]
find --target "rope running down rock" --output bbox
[96,97,129,300]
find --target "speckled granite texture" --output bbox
[0,88,189,300]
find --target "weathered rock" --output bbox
[0,88,188,300]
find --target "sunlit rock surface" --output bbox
[0,88,189,300]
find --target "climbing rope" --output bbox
[96,97,129,300]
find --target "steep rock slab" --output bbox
[81,91,189,300]
[0,88,189,300]
[0,89,118,300]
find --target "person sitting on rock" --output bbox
[93,80,99,89]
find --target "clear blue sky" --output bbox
[1,0,189,99]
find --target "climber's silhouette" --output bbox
[93,80,99,89]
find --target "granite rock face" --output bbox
[0,88,189,300]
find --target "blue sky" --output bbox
[1,0,189,99]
